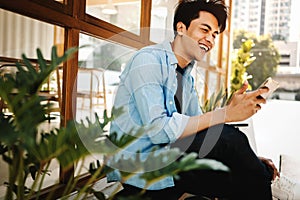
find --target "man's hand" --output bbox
[258,156,280,180]
[224,81,269,122]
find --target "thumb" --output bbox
[236,81,248,94]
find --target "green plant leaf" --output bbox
[0,45,81,200]
[139,148,229,185]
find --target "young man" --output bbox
[107,0,279,199]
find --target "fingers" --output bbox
[246,88,268,109]
[266,159,279,180]
[256,95,267,104]
[253,87,269,99]
[255,103,261,111]
[236,81,249,94]
[259,157,280,180]
[274,168,280,180]
[230,82,268,117]
[270,164,280,180]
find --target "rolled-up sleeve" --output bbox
[158,112,190,143]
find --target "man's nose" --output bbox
[205,34,215,46]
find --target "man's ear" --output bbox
[176,22,186,35]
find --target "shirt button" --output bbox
[169,101,173,105]
[173,83,176,87]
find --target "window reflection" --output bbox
[150,0,177,43]
[193,66,206,102]
[86,0,141,34]
[209,36,220,67]
[77,33,135,120]
[221,34,229,69]
[0,9,64,59]
[75,33,135,176]
[207,71,218,98]
[54,0,66,4]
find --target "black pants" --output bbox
[114,124,273,200]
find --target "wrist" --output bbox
[211,107,227,125]
[221,106,231,123]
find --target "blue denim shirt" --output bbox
[107,40,202,190]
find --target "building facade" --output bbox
[231,0,300,70]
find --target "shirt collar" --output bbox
[160,40,177,65]
[160,40,195,75]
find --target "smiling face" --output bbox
[175,11,220,65]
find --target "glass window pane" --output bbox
[76,33,136,175]
[221,33,229,69]
[209,36,220,67]
[77,33,135,119]
[207,71,218,97]
[86,0,141,34]
[231,0,299,93]
[150,0,178,43]
[193,66,206,102]
[0,9,64,60]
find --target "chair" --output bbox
[76,67,107,111]
[0,58,62,121]
[0,63,20,114]
[40,66,62,121]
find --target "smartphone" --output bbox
[258,77,279,99]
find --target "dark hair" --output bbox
[173,0,229,34]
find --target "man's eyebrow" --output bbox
[201,23,220,34]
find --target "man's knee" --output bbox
[219,124,249,146]
[200,124,251,159]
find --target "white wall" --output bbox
[0,9,54,60]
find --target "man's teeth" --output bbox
[199,44,208,52]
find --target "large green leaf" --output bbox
[0,45,80,200]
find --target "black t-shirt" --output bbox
[174,65,185,114]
